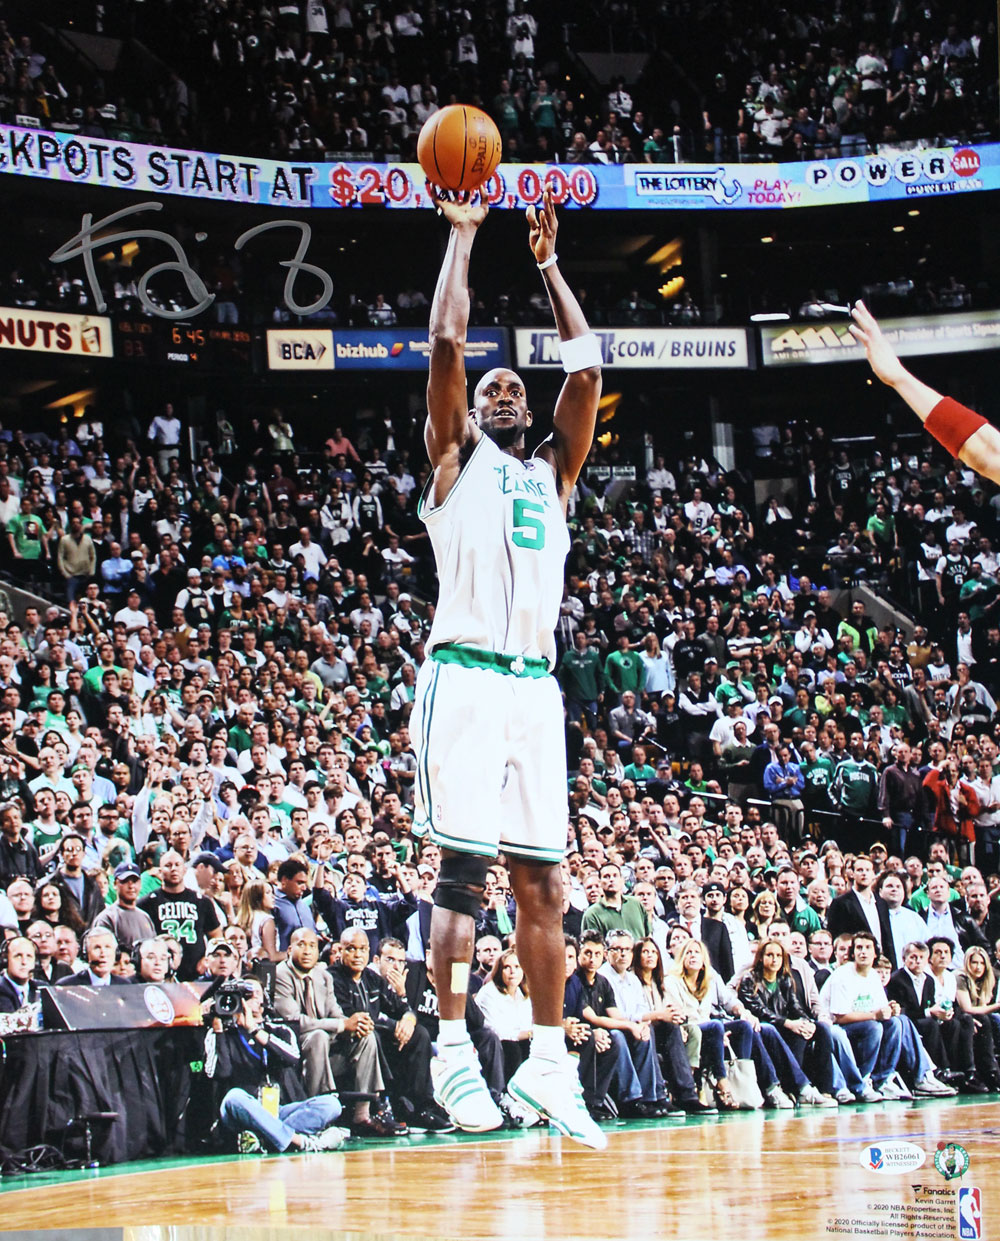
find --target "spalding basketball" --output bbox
[417,105,502,193]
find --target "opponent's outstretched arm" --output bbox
[529,188,602,502]
[850,300,1000,485]
[425,189,488,471]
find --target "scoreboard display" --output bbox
[115,319,253,369]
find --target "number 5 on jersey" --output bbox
[512,498,546,550]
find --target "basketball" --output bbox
[417,104,502,193]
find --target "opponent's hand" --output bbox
[849,300,908,389]
[526,185,558,264]
[427,182,488,230]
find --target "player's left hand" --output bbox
[526,185,558,265]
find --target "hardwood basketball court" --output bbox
[2,1097,996,1239]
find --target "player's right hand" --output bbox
[849,300,908,389]
[426,182,488,229]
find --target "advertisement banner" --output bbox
[0,124,997,211]
[267,328,333,370]
[267,328,508,370]
[0,307,113,358]
[515,327,750,369]
[760,310,1000,367]
[328,328,508,370]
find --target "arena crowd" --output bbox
[0,387,996,1149]
[0,0,994,163]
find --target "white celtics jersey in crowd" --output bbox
[418,432,570,670]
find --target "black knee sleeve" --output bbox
[434,852,490,918]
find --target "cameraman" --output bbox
[204,975,348,1153]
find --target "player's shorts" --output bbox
[410,644,567,864]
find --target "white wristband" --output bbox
[559,332,603,373]
[536,254,558,271]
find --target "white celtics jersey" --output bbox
[419,433,570,669]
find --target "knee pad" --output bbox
[433,851,491,919]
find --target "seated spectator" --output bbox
[57,927,129,987]
[0,936,37,1011]
[819,931,904,1101]
[330,928,447,1132]
[736,938,838,1106]
[474,948,533,1084]
[205,974,347,1154]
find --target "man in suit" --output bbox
[26,920,73,985]
[886,939,979,1091]
[331,928,451,1133]
[0,936,37,1011]
[962,878,1000,948]
[918,874,989,957]
[669,880,735,982]
[57,928,130,986]
[273,926,394,1138]
[826,855,895,964]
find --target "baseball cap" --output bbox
[114,861,141,880]
[208,940,237,956]
[193,851,224,872]
[398,593,411,602]
[702,882,725,896]
[187,567,201,579]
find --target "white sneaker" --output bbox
[857,1083,884,1103]
[301,1126,350,1152]
[765,1084,794,1110]
[501,1091,542,1128]
[914,1072,958,1097]
[431,1041,503,1133]
[836,1087,855,1105]
[799,1084,838,1107]
[508,1054,609,1150]
[879,1073,913,1101]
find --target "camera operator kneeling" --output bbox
[205,975,349,1154]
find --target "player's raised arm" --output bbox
[850,299,1000,485]
[529,188,602,502]
[425,187,488,472]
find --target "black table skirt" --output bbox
[0,1028,210,1164]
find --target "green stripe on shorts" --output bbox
[427,826,499,858]
[501,841,566,864]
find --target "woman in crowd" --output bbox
[737,938,838,1106]
[725,884,754,974]
[236,879,282,962]
[956,945,1000,1089]
[32,878,82,932]
[475,948,533,1083]
[639,632,674,703]
[662,939,756,1109]
[748,889,779,942]
[632,936,701,1070]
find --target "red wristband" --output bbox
[924,396,987,458]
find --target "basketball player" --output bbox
[851,301,1000,481]
[413,184,606,1148]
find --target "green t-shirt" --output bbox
[801,755,835,797]
[7,512,44,559]
[580,895,650,942]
